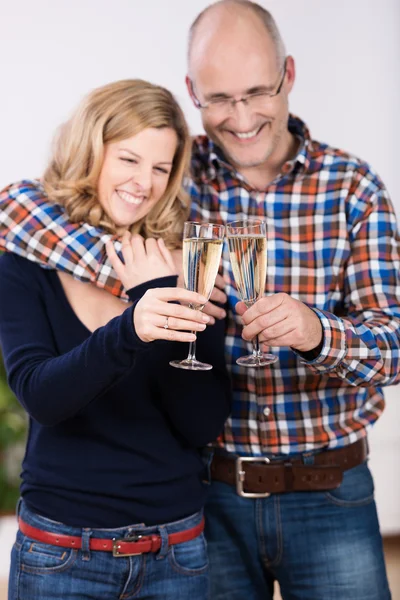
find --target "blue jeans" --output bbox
[9,501,209,599]
[205,461,391,600]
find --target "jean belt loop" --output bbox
[155,525,169,561]
[81,528,92,562]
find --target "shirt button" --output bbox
[263,407,271,417]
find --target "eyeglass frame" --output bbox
[189,57,287,112]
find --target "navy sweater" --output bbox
[0,253,231,527]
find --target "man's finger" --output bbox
[209,286,227,305]
[240,294,286,324]
[235,301,247,316]
[203,301,226,320]
[214,273,226,290]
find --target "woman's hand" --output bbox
[106,233,177,290]
[134,288,211,343]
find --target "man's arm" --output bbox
[239,185,400,387]
[0,180,127,299]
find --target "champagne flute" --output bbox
[170,221,225,371]
[226,219,278,367]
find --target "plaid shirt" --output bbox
[1,115,400,455]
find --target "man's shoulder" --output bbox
[308,138,383,191]
[0,178,43,202]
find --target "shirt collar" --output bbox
[200,114,313,184]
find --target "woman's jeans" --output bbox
[205,461,391,600]
[9,501,209,599]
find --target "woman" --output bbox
[0,80,230,600]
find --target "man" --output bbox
[1,1,399,598]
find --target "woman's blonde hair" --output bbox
[42,79,191,248]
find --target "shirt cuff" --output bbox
[296,308,347,371]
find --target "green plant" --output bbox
[0,354,27,513]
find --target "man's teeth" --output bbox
[117,190,144,205]
[234,127,260,139]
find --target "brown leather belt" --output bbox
[210,438,368,498]
[19,517,204,558]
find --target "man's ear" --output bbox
[185,75,199,107]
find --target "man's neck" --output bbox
[235,131,299,191]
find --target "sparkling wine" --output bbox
[183,237,223,309]
[227,235,267,306]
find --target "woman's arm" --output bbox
[0,254,209,426]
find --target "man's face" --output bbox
[188,31,293,171]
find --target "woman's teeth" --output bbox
[116,190,144,205]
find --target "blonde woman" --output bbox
[0,80,230,600]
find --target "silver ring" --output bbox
[163,317,169,330]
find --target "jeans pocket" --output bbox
[169,532,209,576]
[324,461,375,507]
[18,532,78,574]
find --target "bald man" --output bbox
[0,1,399,598]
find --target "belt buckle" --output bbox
[112,534,143,557]
[236,456,271,498]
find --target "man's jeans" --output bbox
[205,461,391,600]
[9,500,209,599]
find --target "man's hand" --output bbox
[236,293,322,352]
[202,274,227,323]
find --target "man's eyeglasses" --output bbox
[190,58,287,117]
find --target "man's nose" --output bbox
[229,100,255,130]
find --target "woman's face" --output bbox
[97,127,178,229]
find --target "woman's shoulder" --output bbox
[0,252,53,288]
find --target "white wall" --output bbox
[0,0,399,534]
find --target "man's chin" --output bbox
[222,147,273,170]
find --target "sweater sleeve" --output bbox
[0,254,151,426]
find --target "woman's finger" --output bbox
[106,241,124,278]
[155,328,197,343]
[155,314,207,332]
[120,231,134,267]
[147,287,208,306]
[145,237,162,259]
[151,299,211,324]
[130,234,146,261]
[157,238,177,273]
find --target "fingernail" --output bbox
[199,296,208,304]
[209,317,215,325]
[220,310,226,319]
[189,334,197,341]
[202,314,211,322]
[199,324,207,330]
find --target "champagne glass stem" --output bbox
[252,335,262,359]
[187,335,197,361]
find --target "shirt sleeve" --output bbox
[0,180,126,300]
[0,254,152,427]
[297,184,400,387]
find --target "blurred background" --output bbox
[0,0,399,595]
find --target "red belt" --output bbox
[19,516,205,558]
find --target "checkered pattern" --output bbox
[1,115,400,454]
[188,115,400,454]
[0,181,129,301]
